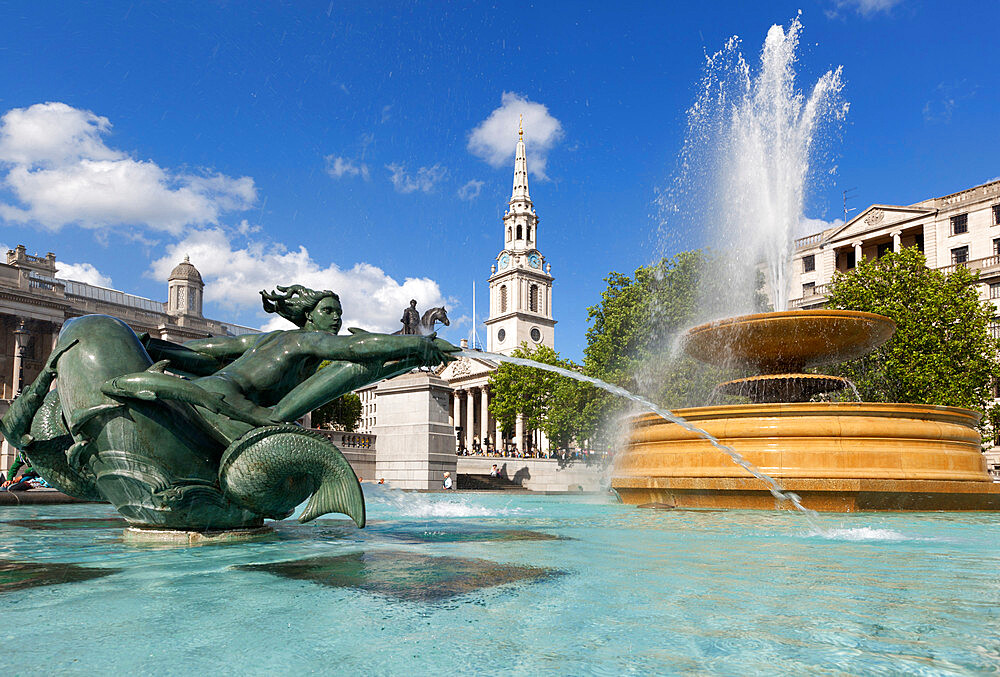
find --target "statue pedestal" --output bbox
[373,371,455,490]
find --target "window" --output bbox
[994,204,1000,226]
[991,319,1000,341]
[915,233,925,253]
[991,282,1000,299]
[499,285,507,313]
[529,284,538,311]
[507,227,511,240]
[951,246,969,265]
[877,242,892,259]
[802,255,815,272]
[839,250,856,270]
[994,239,1000,258]
[802,282,815,296]
[951,213,968,235]
[516,225,522,239]
[527,225,532,240]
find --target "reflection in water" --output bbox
[0,559,120,593]
[239,551,562,602]
[5,518,128,531]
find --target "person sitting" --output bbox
[1,451,40,491]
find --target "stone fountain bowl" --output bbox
[681,309,896,372]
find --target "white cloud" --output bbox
[386,163,447,194]
[457,179,484,201]
[148,228,449,333]
[468,92,564,179]
[831,0,903,16]
[325,155,370,180]
[54,261,113,287]
[800,215,844,237]
[0,102,256,233]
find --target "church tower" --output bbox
[485,120,555,355]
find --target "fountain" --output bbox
[611,308,1000,511]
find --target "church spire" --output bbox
[510,115,531,204]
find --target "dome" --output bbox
[168,255,203,284]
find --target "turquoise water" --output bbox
[2,489,1000,675]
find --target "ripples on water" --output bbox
[1,495,998,674]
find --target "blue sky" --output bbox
[0,0,997,361]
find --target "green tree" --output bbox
[488,343,592,452]
[311,392,362,432]
[826,247,1000,418]
[581,250,741,440]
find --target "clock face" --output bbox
[499,254,510,269]
[528,254,541,269]
[497,328,506,343]
[530,327,541,342]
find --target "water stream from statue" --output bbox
[458,350,821,524]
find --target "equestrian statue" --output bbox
[394,300,450,336]
[0,284,459,532]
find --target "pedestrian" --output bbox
[442,471,453,490]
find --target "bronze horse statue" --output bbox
[393,307,450,336]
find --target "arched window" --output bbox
[529,284,538,312]
[507,227,512,240]
[516,225,522,240]
[500,285,508,313]
[527,226,532,241]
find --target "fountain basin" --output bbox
[682,309,896,372]
[612,402,1000,511]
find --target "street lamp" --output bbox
[12,319,29,398]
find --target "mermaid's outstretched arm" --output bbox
[269,334,459,421]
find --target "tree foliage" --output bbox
[581,251,746,440]
[487,343,593,451]
[311,392,362,431]
[826,247,1000,417]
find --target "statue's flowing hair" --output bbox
[260,285,339,327]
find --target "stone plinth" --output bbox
[373,371,455,489]
[612,402,1000,512]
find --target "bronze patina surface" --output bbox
[0,284,459,533]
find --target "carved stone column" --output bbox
[853,241,863,265]
[465,388,475,451]
[891,230,902,253]
[480,386,490,447]
[515,413,525,455]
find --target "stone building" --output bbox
[787,179,1000,474]
[359,125,558,457]
[0,245,256,474]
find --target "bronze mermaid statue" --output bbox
[0,285,459,531]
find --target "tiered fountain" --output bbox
[611,308,1000,511]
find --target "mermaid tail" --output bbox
[219,425,365,526]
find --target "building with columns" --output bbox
[440,123,557,455]
[786,178,1000,474]
[0,245,257,475]
[359,125,558,456]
